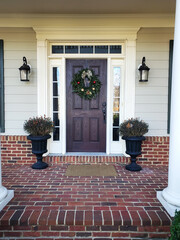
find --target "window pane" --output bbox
[113,113,119,126]
[114,67,120,85]
[113,98,120,112]
[113,67,120,96]
[113,86,120,97]
[53,127,60,141]
[80,46,93,53]
[52,45,64,54]
[53,68,57,81]
[110,45,122,54]
[65,46,78,54]
[95,46,108,54]
[113,128,119,141]
[53,113,60,127]
[53,83,59,96]
[53,98,58,111]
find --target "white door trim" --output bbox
[48,53,135,154]
[35,31,138,154]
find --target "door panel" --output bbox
[66,59,107,152]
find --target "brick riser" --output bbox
[47,155,130,164]
[0,224,171,239]
[1,136,169,165]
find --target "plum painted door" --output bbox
[66,59,107,152]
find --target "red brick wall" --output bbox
[1,136,169,165]
[1,136,36,165]
[139,136,169,165]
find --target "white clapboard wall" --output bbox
[0,28,37,135]
[136,27,174,136]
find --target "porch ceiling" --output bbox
[0,0,175,14]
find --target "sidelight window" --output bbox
[112,67,121,141]
[52,67,60,141]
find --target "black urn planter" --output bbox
[27,134,51,169]
[122,136,145,171]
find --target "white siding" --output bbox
[0,28,37,135]
[136,28,174,136]
[0,26,174,137]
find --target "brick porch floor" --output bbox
[0,163,172,240]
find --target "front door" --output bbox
[66,59,107,152]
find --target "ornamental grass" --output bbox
[119,118,149,137]
[24,115,54,136]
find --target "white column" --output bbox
[161,0,180,209]
[37,39,48,116]
[124,39,136,119]
[0,134,14,211]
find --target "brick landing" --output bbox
[0,164,171,239]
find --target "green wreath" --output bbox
[71,68,102,100]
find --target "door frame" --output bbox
[49,54,125,154]
[46,40,136,155]
[35,27,138,155]
[66,59,107,152]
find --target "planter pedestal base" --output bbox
[125,161,142,171]
[32,160,48,169]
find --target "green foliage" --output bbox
[24,115,54,136]
[169,210,180,240]
[71,68,101,100]
[119,118,149,137]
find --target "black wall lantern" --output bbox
[138,57,150,82]
[19,57,31,81]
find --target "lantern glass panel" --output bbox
[20,69,28,81]
[141,70,149,81]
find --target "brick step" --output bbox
[46,155,129,164]
[0,164,172,239]
[0,209,171,239]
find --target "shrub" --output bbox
[24,115,54,136]
[119,118,148,137]
[169,210,180,240]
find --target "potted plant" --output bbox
[119,118,148,171]
[24,115,54,169]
